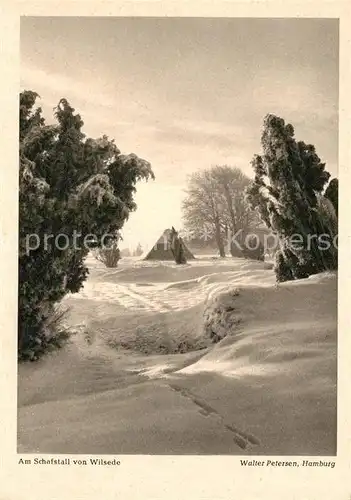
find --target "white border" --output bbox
[1,2,350,499]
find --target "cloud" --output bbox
[153,124,236,151]
[20,64,159,153]
[21,66,116,108]
[20,64,155,134]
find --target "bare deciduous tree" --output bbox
[182,166,260,257]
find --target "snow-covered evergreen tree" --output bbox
[246,114,337,282]
[19,91,154,359]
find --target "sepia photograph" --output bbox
[18,16,338,457]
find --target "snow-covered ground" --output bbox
[17,256,337,455]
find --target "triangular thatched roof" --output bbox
[143,228,195,260]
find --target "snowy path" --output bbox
[66,280,232,312]
[66,267,274,313]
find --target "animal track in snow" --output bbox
[168,383,261,450]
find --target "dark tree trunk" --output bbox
[214,219,226,257]
[223,185,237,233]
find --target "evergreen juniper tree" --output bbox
[19,91,154,360]
[246,114,337,282]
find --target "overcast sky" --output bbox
[21,17,339,250]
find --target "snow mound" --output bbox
[178,272,337,376]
